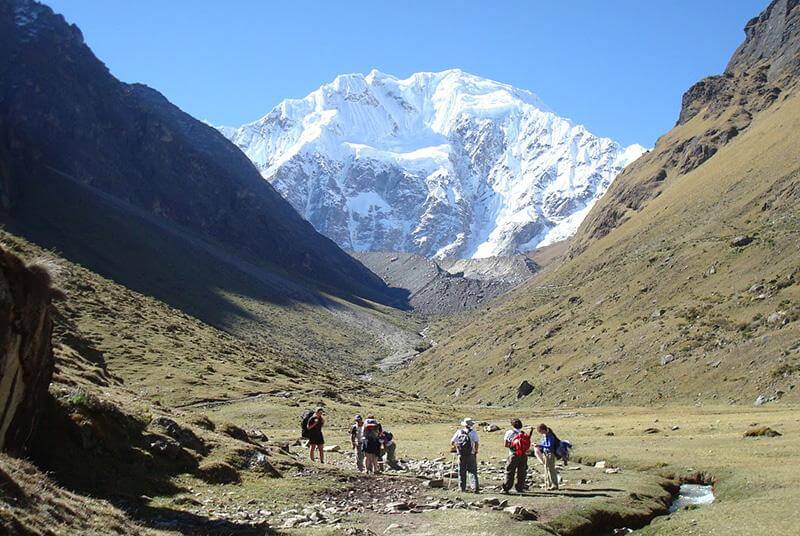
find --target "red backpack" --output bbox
[510,430,531,457]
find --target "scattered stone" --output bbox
[323,445,341,453]
[651,308,665,319]
[503,505,537,520]
[384,524,402,533]
[247,428,268,441]
[424,479,444,489]
[150,416,206,453]
[671,425,681,431]
[755,394,768,406]
[605,468,621,474]
[594,460,608,469]
[767,311,787,326]
[660,354,676,366]
[481,497,501,506]
[386,502,410,512]
[743,426,782,438]
[517,380,534,398]
[643,427,661,434]
[484,424,501,432]
[730,235,754,247]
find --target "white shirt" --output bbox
[451,427,480,452]
[504,428,522,445]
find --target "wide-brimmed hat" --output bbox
[461,417,475,427]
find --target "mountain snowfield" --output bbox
[222,69,646,259]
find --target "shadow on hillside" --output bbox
[30,395,189,502]
[2,169,411,334]
[130,505,277,536]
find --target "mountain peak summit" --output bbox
[223,70,644,259]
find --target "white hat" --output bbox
[461,417,475,427]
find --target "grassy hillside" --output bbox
[394,35,800,407]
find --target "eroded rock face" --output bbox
[571,0,800,255]
[0,246,56,455]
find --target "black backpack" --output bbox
[300,410,314,438]
[454,429,473,456]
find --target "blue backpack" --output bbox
[454,429,473,455]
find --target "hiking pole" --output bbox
[447,452,456,490]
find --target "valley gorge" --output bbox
[1,1,799,535]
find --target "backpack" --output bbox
[363,419,381,439]
[362,434,381,454]
[300,410,314,438]
[550,431,562,455]
[510,430,531,457]
[454,429,473,456]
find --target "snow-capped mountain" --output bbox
[222,69,646,259]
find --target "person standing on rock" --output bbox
[535,423,560,490]
[450,417,480,493]
[502,418,530,493]
[350,415,365,472]
[307,407,326,463]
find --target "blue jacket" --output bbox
[538,431,558,452]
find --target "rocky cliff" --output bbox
[571,0,800,255]
[0,0,393,305]
[0,246,56,455]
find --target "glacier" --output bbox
[222,69,646,259]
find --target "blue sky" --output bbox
[47,0,766,146]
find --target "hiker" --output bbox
[502,418,530,493]
[450,417,480,493]
[306,407,326,463]
[535,423,560,490]
[362,415,382,474]
[350,414,365,472]
[380,429,403,470]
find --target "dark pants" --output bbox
[503,453,528,492]
[384,442,402,470]
[458,453,479,491]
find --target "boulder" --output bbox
[730,235,754,247]
[0,249,58,455]
[484,424,501,432]
[503,505,537,520]
[150,416,207,453]
[660,354,676,366]
[517,381,534,398]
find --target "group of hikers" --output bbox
[301,408,570,492]
[451,417,570,493]
[301,408,403,473]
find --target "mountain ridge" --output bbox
[223,69,645,259]
[0,0,396,307]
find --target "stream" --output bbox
[669,484,715,512]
